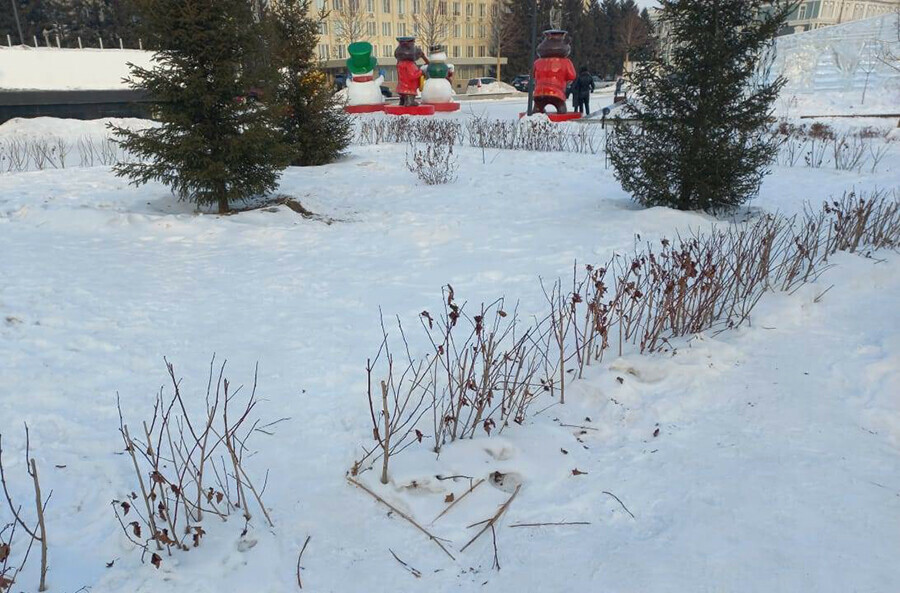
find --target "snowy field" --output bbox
[0,108,899,593]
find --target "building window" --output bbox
[333,0,343,9]
[398,0,405,14]
[479,3,485,17]
[466,45,473,57]
[453,2,461,16]
[319,21,328,34]
[384,44,392,57]
[383,0,391,13]
[398,22,406,35]
[367,0,375,12]
[454,24,460,37]
[452,45,460,57]
[466,23,473,38]
[367,21,376,35]
[337,45,346,58]
[439,1,447,16]
[413,0,420,13]
[319,44,330,59]
[382,22,392,35]
[478,45,485,57]
[413,23,420,35]
[466,3,473,17]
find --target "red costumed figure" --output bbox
[395,36,427,106]
[385,36,435,116]
[531,30,577,115]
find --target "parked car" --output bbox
[511,74,531,92]
[466,77,505,94]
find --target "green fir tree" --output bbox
[608,0,792,212]
[112,0,289,214]
[268,0,351,166]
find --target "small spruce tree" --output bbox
[113,0,289,214]
[608,0,792,212]
[268,0,351,166]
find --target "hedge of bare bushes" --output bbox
[353,190,900,483]
[352,116,895,174]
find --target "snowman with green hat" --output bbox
[345,41,384,113]
[421,45,459,111]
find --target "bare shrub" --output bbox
[353,290,546,481]
[113,358,274,568]
[357,117,464,146]
[352,190,900,477]
[406,142,458,185]
[824,190,900,253]
[0,135,126,174]
[0,426,50,592]
[772,120,895,173]
[355,115,604,155]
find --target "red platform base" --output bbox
[518,112,583,122]
[344,104,385,114]
[384,104,436,116]
[427,102,461,112]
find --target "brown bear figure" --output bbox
[532,30,577,114]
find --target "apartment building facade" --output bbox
[313,0,507,91]
[785,0,898,32]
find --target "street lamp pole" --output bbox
[525,0,538,115]
[10,0,25,46]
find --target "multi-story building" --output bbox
[313,0,507,91]
[785,0,898,32]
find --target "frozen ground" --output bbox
[0,113,898,593]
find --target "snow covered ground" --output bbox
[0,111,898,593]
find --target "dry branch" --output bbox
[432,478,485,524]
[460,484,521,553]
[346,477,455,560]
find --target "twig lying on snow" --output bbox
[460,484,521,552]
[509,521,591,528]
[559,423,598,431]
[602,491,635,519]
[432,478,485,524]
[296,535,311,589]
[346,477,456,560]
[389,548,422,578]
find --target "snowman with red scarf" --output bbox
[344,41,385,113]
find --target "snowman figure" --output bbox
[421,45,459,111]
[344,41,385,113]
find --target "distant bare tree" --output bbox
[332,0,369,56]
[413,0,453,51]
[617,10,649,69]
[487,1,515,81]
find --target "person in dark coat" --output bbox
[567,78,580,111]
[575,67,594,114]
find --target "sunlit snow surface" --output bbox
[0,106,898,592]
